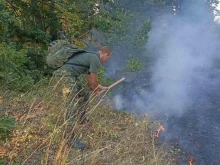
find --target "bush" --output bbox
[0,115,15,143]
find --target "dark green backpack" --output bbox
[47,40,85,69]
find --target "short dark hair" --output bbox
[99,46,111,55]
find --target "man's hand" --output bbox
[84,74,109,97]
[95,89,108,98]
[97,84,109,91]
[95,91,101,98]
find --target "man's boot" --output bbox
[68,136,86,151]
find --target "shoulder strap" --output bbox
[64,62,89,68]
[64,51,98,68]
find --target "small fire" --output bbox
[0,146,6,158]
[188,156,194,165]
[155,123,165,138]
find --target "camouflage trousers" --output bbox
[53,67,90,124]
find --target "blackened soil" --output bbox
[165,70,220,165]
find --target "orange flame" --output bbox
[188,156,194,165]
[0,146,6,158]
[155,123,165,138]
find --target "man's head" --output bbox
[99,46,111,63]
[62,23,67,31]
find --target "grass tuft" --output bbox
[0,81,179,165]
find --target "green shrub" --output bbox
[0,115,15,143]
[98,67,114,87]
[123,57,143,72]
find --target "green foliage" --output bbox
[123,57,143,72]
[104,8,151,65]
[98,67,114,86]
[0,0,155,92]
[0,2,8,41]
[106,11,137,44]
[0,115,15,143]
[93,13,110,31]
[5,75,35,91]
[0,43,26,79]
[5,0,53,44]
[17,28,51,44]
[0,43,49,91]
[0,158,4,164]
[24,46,48,82]
[154,0,166,6]
[136,20,151,46]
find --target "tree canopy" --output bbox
[0,0,183,91]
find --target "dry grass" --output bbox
[0,82,179,165]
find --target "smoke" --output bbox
[113,0,220,115]
[111,1,220,163]
[118,1,220,164]
[146,21,217,114]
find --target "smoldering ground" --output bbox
[110,0,220,164]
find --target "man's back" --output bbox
[63,52,102,77]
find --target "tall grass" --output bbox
[0,78,179,165]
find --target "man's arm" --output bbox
[85,73,99,91]
[85,73,108,96]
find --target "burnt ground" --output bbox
[158,69,220,165]
[113,68,220,165]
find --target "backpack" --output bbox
[46,40,86,69]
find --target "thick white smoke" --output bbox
[113,1,220,117]
[113,1,220,164]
